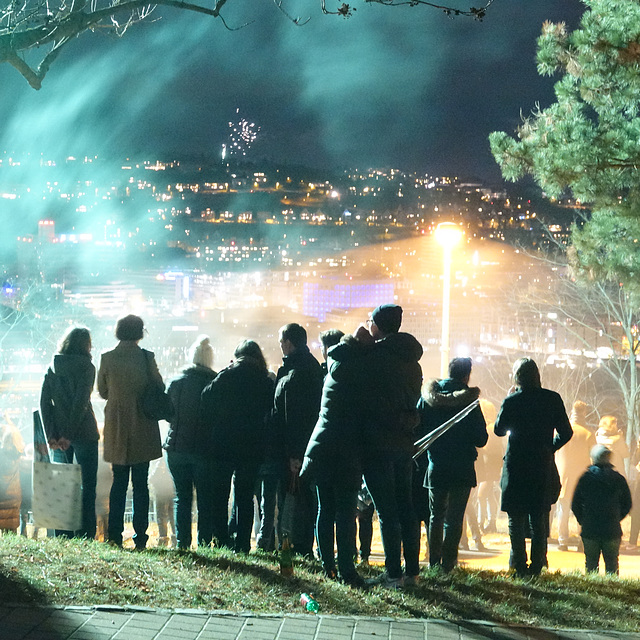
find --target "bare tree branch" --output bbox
[1,0,497,88]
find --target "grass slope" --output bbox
[1,535,639,631]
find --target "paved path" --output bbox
[1,604,637,640]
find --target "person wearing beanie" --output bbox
[370,304,403,335]
[362,304,424,587]
[571,445,632,574]
[164,335,217,549]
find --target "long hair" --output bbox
[58,326,92,357]
[234,339,267,371]
[512,357,541,390]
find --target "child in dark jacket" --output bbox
[571,444,632,575]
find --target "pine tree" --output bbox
[490,0,640,291]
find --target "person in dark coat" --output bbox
[97,314,165,550]
[271,323,324,556]
[418,357,487,573]
[302,326,375,586]
[201,340,274,553]
[572,444,632,575]
[40,326,99,539]
[362,304,423,587]
[164,335,217,549]
[494,357,573,576]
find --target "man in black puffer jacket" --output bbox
[418,357,487,573]
[272,323,324,557]
[362,304,423,588]
[572,444,632,575]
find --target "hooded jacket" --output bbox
[571,463,632,539]
[494,387,572,512]
[40,354,99,443]
[164,365,217,455]
[418,378,487,488]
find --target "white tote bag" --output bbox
[32,461,83,531]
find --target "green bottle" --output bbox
[300,592,320,613]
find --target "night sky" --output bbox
[0,0,586,182]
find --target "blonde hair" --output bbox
[190,335,214,370]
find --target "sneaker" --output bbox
[341,572,368,589]
[403,574,420,587]
[365,573,404,589]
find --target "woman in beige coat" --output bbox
[97,314,164,549]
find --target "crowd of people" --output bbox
[0,304,638,586]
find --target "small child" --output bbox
[571,444,632,575]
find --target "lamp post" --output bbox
[435,222,464,378]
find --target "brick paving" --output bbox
[0,605,637,640]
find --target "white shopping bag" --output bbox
[32,460,83,531]
[31,410,83,531]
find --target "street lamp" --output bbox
[435,222,464,378]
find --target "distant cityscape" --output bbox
[1,151,601,436]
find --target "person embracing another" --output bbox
[97,314,165,550]
[494,357,572,577]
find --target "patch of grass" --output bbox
[1,534,639,631]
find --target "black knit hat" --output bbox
[371,304,403,334]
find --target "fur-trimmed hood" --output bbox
[425,378,480,409]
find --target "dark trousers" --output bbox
[357,501,375,560]
[316,478,359,580]
[166,451,214,548]
[108,462,150,549]
[582,536,621,574]
[210,458,259,552]
[53,441,98,539]
[428,484,471,571]
[364,455,420,579]
[507,508,549,575]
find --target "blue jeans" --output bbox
[108,462,150,549]
[364,455,420,579]
[428,484,472,571]
[166,451,214,548]
[256,471,280,551]
[582,536,621,574]
[507,508,549,575]
[52,441,98,539]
